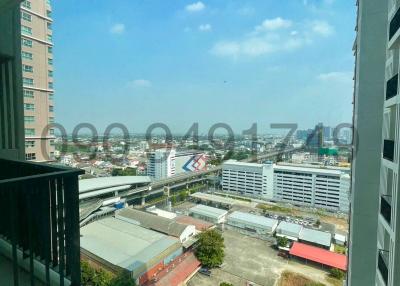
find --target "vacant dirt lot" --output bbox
[188,230,336,286]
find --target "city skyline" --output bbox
[53,0,355,133]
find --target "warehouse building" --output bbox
[116,208,196,243]
[275,221,303,241]
[146,206,177,219]
[227,211,278,235]
[221,160,350,212]
[299,228,332,250]
[189,204,228,224]
[190,192,236,209]
[80,217,182,285]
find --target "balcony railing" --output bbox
[378,250,389,285]
[0,158,84,286]
[386,74,398,100]
[380,195,392,226]
[390,7,400,40]
[383,140,395,161]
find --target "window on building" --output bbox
[23,89,34,98]
[23,64,33,73]
[21,12,31,22]
[21,0,31,9]
[49,93,54,100]
[48,70,53,77]
[21,25,32,35]
[47,34,52,42]
[25,153,36,161]
[50,140,55,146]
[24,103,35,111]
[48,58,53,65]
[48,46,53,54]
[46,0,51,5]
[48,82,54,89]
[22,51,33,60]
[47,22,52,30]
[46,10,52,18]
[25,128,35,136]
[23,77,34,86]
[49,129,55,135]
[49,117,55,123]
[22,38,33,47]
[25,140,35,148]
[49,105,54,112]
[24,116,35,123]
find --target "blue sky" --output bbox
[53,0,355,134]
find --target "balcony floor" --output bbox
[0,254,45,286]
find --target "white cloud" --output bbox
[211,18,334,59]
[129,79,152,87]
[110,23,125,35]
[185,1,205,12]
[199,24,212,32]
[317,72,353,83]
[237,6,255,16]
[254,17,292,33]
[311,21,334,37]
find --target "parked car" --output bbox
[199,268,212,276]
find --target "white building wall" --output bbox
[147,149,176,180]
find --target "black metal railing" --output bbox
[386,74,398,100]
[390,7,400,40]
[383,140,395,161]
[381,195,392,226]
[0,158,84,286]
[378,250,389,285]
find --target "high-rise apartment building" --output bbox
[147,149,176,180]
[348,0,400,285]
[20,0,55,161]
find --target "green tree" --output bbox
[329,268,345,280]
[110,271,136,286]
[81,260,113,286]
[170,196,177,206]
[220,283,233,286]
[179,191,188,202]
[195,229,225,268]
[276,236,289,248]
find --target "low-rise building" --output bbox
[80,217,182,285]
[227,211,278,235]
[299,228,332,250]
[188,204,228,224]
[116,208,195,243]
[190,192,236,209]
[275,221,303,241]
[146,206,177,219]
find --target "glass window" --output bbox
[47,22,52,30]
[49,129,55,135]
[49,93,54,100]
[24,103,35,111]
[48,70,53,77]
[49,105,54,112]
[47,34,52,42]
[46,10,52,18]
[21,1,31,9]
[49,117,55,123]
[48,82,54,89]
[25,153,36,161]
[23,64,33,73]
[25,141,35,148]
[22,51,33,60]
[22,38,33,48]
[48,46,53,54]
[24,116,35,123]
[48,58,53,65]
[23,77,34,86]
[25,128,35,136]
[21,12,31,22]
[21,25,32,35]
[23,89,34,98]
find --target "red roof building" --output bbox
[289,242,347,271]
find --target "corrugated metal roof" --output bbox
[227,211,278,229]
[276,221,303,238]
[190,192,236,205]
[80,217,180,271]
[299,228,332,247]
[116,208,190,238]
[79,176,151,193]
[189,204,228,219]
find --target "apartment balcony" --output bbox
[390,6,400,41]
[378,250,389,286]
[386,74,398,100]
[380,195,392,226]
[383,140,395,162]
[0,158,84,286]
